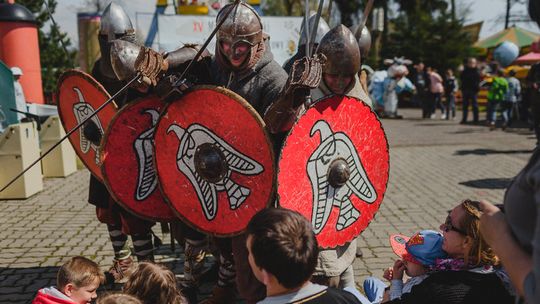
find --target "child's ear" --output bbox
[260,269,272,286]
[64,283,76,296]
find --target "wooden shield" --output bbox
[56,70,117,181]
[101,96,176,222]
[154,86,275,236]
[278,95,389,248]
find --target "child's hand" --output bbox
[383,267,393,281]
[393,260,406,280]
[382,289,390,302]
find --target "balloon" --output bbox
[493,41,519,67]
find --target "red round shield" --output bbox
[57,70,117,181]
[101,96,176,222]
[278,96,389,248]
[154,86,275,236]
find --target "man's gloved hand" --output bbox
[155,75,193,103]
[288,53,326,90]
[134,46,169,86]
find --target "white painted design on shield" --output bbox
[168,123,264,221]
[72,87,104,165]
[307,120,377,234]
[133,109,160,201]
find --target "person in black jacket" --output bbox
[383,199,513,304]
[411,62,431,118]
[460,58,481,124]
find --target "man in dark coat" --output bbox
[460,58,481,124]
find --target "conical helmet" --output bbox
[215,2,264,70]
[217,2,263,49]
[298,13,331,47]
[352,24,372,60]
[100,2,135,42]
[317,25,361,76]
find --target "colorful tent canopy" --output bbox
[475,26,540,49]
[514,52,540,64]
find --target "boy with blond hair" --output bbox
[33,256,105,304]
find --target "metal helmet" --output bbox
[298,13,331,47]
[109,40,140,81]
[215,2,264,71]
[98,3,137,80]
[99,2,135,41]
[352,24,372,60]
[317,25,361,77]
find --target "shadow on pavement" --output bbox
[1,266,57,303]
[459,178,512,189]
[414,122,455,126]
[454,148,532,156]
[448,128,484,134]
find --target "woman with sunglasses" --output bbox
[381,199,513,304]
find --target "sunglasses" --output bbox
[441,214,467,235]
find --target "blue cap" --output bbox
[390,230,447,266]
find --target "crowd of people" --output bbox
[31,199,521,304]
[25,0,540,303]
[408,57,530,135]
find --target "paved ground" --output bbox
[0,108,536,303]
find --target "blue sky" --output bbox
[50,0,538,47]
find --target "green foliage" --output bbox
[263,0,303,16]
[379,0,476,71]
[333,0,362,26]
[16,0,77,100]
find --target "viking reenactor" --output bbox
[113,2,288,303]
[88,2,155,282]
[197,4,288,302]
[265,25,385,289]
[309,25,372,288]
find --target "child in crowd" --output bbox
[97,293,142,304]
[444,69,458,120]
[246,208,362,304]
[32,256,105,304]
[123,262,187,304]
[363,230,447,303]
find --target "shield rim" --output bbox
[277,94,390,248]
[100,95,177,223]
[56,69,119,182]
[154,85,277,237]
